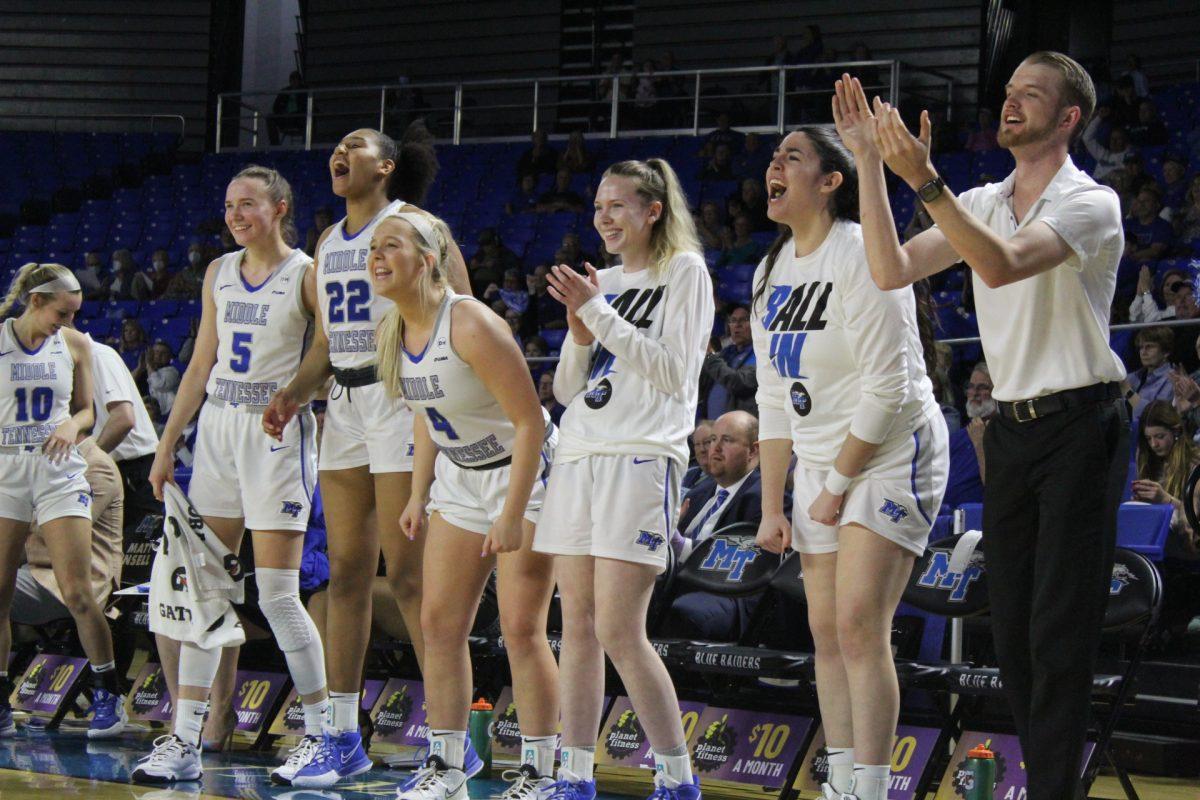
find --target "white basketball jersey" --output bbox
[205,249,313,405]
[0,319,74,446]
[400,292,547,467]
[317,200,403,369]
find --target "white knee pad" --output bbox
[178,640,222,690]
[257,567,326,696]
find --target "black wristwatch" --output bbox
[916,175,945,203]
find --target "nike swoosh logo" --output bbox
[340,751,357,764]
[0,351,11,357]
[270,445,290,452]
[65,473,79,480]
[633,457,655,465]
[217,283,234,290]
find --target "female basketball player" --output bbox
[751,124,948,800]
[262,125,470,788]
[135,166,327,784]
[361,209,559,800]
[535,159,711,800]
[0,263,128,739]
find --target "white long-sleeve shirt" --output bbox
[1083,117,1136,181]
[1129,291,1175,323]
[752,220,939,468]
[554,252,713,466]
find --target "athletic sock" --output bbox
[302,696,331,737]
[653,743,693,785]
[560,746,595,781]
[826,746,855,794]
[174,698,208,749]
[521,733,558,777]
[429,729,467,770]
[330,691,359,734]
[851,763,890,800]
[91,660,120,694]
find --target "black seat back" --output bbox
[901,538,990,617]
[767,551,806,604]
[1103,548,1162,633]
[674,522,778,597]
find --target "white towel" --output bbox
[147,482,246,649]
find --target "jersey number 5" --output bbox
[425,407,459,440]
[326,280,370,324]
[230,332,252,373]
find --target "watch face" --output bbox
[919,179,943,203]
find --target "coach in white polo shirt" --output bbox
[88,333,161,528]
[833,52,1126,800]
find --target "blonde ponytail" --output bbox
[375,204,457,399]
[0,262,78,319]
[602,158,702,275]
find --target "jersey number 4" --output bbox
[425,407,459,440]
[326,280,370,324]
[15,387,53,422]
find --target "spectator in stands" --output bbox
[556,232,595,270]
[304,206,333,257]
[536,168,586,213]
[666,411,771,639]
[469,228,519,297]
[1171,283,1200,373]
[524,265,566,332]
[943,362,993,509]
[13,438,122,627]
[700,112,744,158]
[538,370,565,426]
[716,215,766,269]
[596,51,630,113]
[729,178,772,231]
[497,268,529,314]
[965,107,1000,152]
[132,250,171,301]
[700,142,735,182]
[1125,187,1174,263]
[1133,401,1199,556]
[524,335,549,380]
[178,316,201,365]
[1159,154,1190,215]
[733,132,771,180]
[1130,265,1188,323]
[143,393,164,437]
[145,339,181,417]
[1128,99,1168,147]
[695,201,730,252]
[1109,76,1141,127]
[1177,175,1200,247]
[1129,326,1176,417]
[517,129,559,179]
[633,59,660,124]
[1121,55,1150,99]
[104,249,138,301]
[558,131,596,174]
[75,251,105,301]
[507,173,541,216]
[269,70,307,145]
[163,242,206,300]
[117,317,147,373]
[794,24,824,65]
[504,307,524,351]
[683,420,716,491]
[701,305,757,417]
[1083,109,1136,181]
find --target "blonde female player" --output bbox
[536,159,712,800]
[751,126,948,800]
[0,263,127,739]
[362,209,559,800]
[262,126,471,788]
[136,166,327,785]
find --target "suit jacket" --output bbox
[678,467,781,538]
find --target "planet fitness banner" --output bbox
[935,731,1096,799]
[796,724,941,799]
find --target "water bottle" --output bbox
[964,744,996,799]
[468,697,494,777]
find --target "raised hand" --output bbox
[832,74,879,161]
[872,97,938,190]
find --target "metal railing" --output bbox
[0,113,186,142]
[215,59,955,152]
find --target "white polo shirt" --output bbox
[90,336,159,461]
[954,157,1126,402]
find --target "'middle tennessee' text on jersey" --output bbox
[752,219,939,468]
[0,319,74,447]
[317,200,404,369]
[554,252,713,466]
[205,249,313,406]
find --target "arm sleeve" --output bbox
[703,352,759,397]
[575,255,714,397]
[553,338,593,406]
[842,251,913,444]
[93,348,137,406]
[751,260,791,442]
[1083,117,1109,162]
[1039,187,1124,269]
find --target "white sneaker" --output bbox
[131,734,203,783]
[499,764,556,800]
[820,784,856,800]
[396,755,469,800]
[272,734,322,785]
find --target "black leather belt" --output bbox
[332,365,378,388]
[997,382,1122,423]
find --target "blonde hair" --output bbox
[375,205,455,399]
[0,262,79,319]
[232,164,298,246]
[602,158,702,275]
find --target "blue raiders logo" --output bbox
[916,551,984,603]
[879,499,908,523]
[280,501,304,519]
[635,530,665,552]
[77,492,92,508]
[1110,563,1137,596]
[700,538,759,581]
[584,378,613,410]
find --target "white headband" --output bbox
[391,212,439,253]
[21,272,81,303]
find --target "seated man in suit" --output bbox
[665,410,785,640]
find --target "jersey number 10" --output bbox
[15,387,53,422]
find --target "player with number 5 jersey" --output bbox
[139,166,329,786]
[262,123,471,789]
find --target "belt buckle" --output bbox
[1013,398,1038,423]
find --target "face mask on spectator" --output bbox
[111,260,121,271]
[188,251,201,265]
[153,260,166,270]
